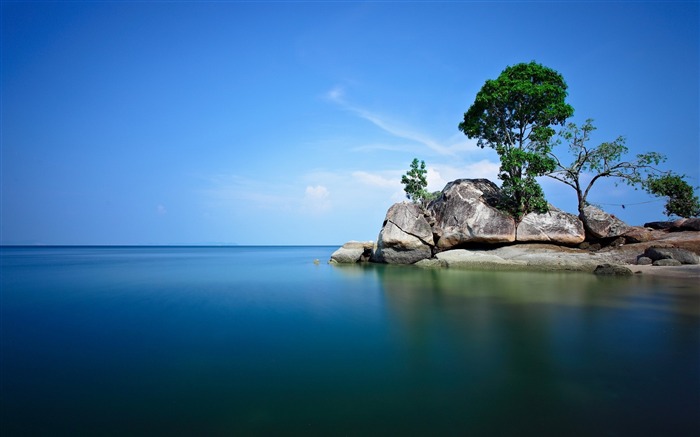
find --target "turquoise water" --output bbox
[1,246,698,436]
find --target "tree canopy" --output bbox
[545,118,700,233]
[646,174,700,218]
[459,61,574,219]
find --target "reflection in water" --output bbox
[2,248,698,436]
[370,265,700,436]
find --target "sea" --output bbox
[1,246,698,436]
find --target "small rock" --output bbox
[414,258,448,268]
[608,237,626,247]
[636,256,653,265]
[330,241,374,263]
[653,259,682,267]
[593,264,633,276]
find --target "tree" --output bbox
[401,158,435,205]
[546,119,668,232]
[459,61,574,219]
[646,174,700,218]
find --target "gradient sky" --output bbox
[2,1,698,245]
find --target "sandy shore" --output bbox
[627,264,700,279]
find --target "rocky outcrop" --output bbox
[372,202,433,264]
[582,205,630,239]
[329,176,700,276]
[431,244,619,272]
[516,205,585,244]
[429,179,515,248]
[329,241,374,263]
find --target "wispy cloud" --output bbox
[324,85,480,157]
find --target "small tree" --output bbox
[646,174,700,218]
[546,119,667,232]
[459,61,574,219]
[401,158,434,205]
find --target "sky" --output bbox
[1,1,698,245]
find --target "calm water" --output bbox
[1,246,699,436]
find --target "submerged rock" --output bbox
[593,264,633,276]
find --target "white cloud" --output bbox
[352,170,402,189]
[302,185,331,214]
[156,204,167,215]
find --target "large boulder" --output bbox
[329,241,374,264]
[429,179,516,249]
[643,247,699,265]
[372,202,433,264]
[516,205,585,244]
[582,205,630,239]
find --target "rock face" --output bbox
[582,205,630,239]
[329,241,374,264]
[429,179,516,248]
[372,202,433,264]
[622,226,654,243]
[516,205,585,244]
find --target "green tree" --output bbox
[646,174,700,218]
[459,61,574,219]
[546,119,667,232]
[401,158,434,205]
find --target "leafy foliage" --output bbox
[646,174,700,218]
[401,158,432,205]
[459,62,574,219]
[546,119,668,229]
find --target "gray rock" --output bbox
[636,256,653,265]
[433,244,615,272]
[644,221,675,230]
[678,218,700,232]
[516,205,585,244]
[653,259,682,267]
[644,247,699,265]
[429,179,515,249]
[372,202,433,264]
[593,264,633,276]
[329,241,374,263]
[582,205,630,239]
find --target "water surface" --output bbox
[1,246,698,435]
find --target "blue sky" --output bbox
[2,1,698,245]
